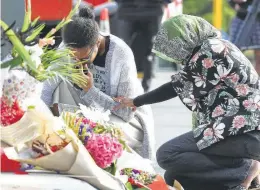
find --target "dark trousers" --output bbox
[156,131,260,190]
[117,17,161,91]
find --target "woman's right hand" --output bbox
[113,97,136,111]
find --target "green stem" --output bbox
[0,20,38,73]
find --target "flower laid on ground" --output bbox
[0,98,24,126]
[0,147,23,173]
[86,133,123,169]
[31,134,69,158]
[121,168,157,187]
[62,107,127,173]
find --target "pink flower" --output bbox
[228,74,239,84]
[39,38,55,48]
[212,105,225,118]
[243,100,252,109]
[202,58,214,69]
[85,134,123,168]
[191,53,199,63]
[203,128,213,137]
[232,116,246,129]
[236,84,249,96]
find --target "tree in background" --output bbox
[183,0,235,33]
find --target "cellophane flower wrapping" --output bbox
[61,105,169,189]
[3,116,126,190]
[0,70,53,146]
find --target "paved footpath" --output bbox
[149,70,191,177]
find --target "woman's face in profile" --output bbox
[72,39,100,66]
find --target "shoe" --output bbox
[249,175,260,189]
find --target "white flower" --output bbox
[25,44,44,68]
[212,123,225,139]
[192,74,206,88]
[77,104,111,122]
[210,65,231,85]
[183,95,197,110]
[25,44,43,57]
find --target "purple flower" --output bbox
[87,127,93,133]
[132,169,140,174]
[78,124,84,135]
[84,136,89,144]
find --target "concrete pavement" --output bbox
[149,70,191,176]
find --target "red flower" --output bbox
[0,98,25,126]
[50,142,68,153]
[128,178,144,188]
[0,147,24,173]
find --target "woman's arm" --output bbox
[79,46,140,122]
[40,78,61,107]
[134,82,177,107]
[113,82,177,110]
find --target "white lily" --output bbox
[24,44,44,68]
[77,104,111,123]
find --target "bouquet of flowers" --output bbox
[62,105,127,175]
[62,105,169,190]
[0,0,85,146]
[3,116,126,190]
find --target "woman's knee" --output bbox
[156,143,179,169]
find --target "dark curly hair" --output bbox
[62,6,99,48]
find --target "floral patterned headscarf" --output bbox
[152,15,220,64]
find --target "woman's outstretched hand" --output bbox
[113,97,136,111]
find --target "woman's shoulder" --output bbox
[109,34,134,56]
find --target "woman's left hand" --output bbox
[75,64,94,92]
[113,97,136,111]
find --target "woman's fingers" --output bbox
[112,97,136,111]
[113,103,125,111]
[113,97,124,103]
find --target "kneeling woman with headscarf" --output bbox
[114,15,260,190]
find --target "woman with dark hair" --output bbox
[114,15,260,190]
[41,6,155,159]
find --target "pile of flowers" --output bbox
[62,107,127,174]
[0,99,24,126]
[121,168,157,189]
[62,106,169,190]
[0,0,85,128]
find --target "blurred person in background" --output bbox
[116,0,172,92]
[228,0,260,74]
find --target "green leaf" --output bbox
[21,0,32,32]
[125,182,133,190]
[111,162,117,176]
[31,16,40,27]
[27,105,36,110]
[0,20,38,73]
[1,56,22,69]
[25,24,45,42]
